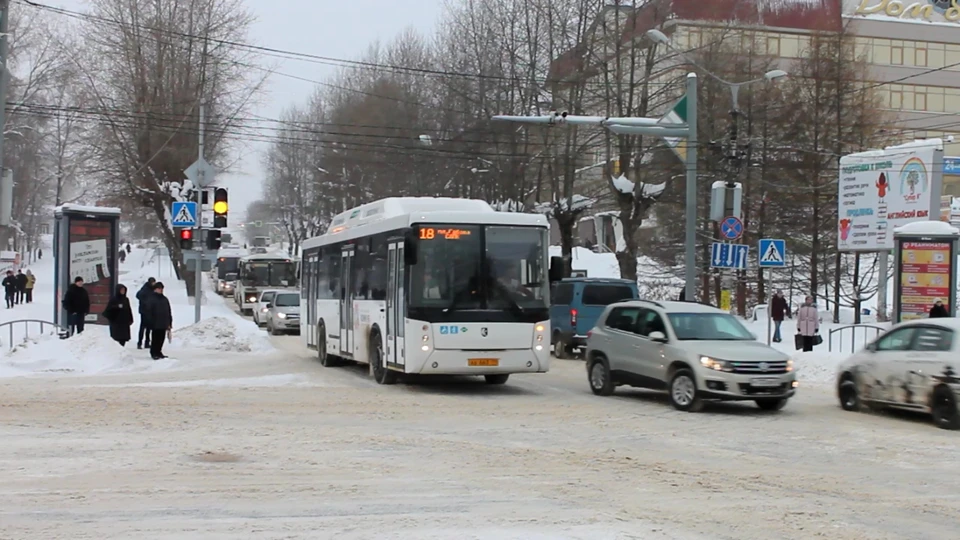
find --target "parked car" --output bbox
[836,318,960,430]
[585,300,796,412]
[265,291,301,335]
[550,278,639,358]
[252,289,280,327]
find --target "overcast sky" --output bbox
[41,0,443,222]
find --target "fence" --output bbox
[0,319,63,351]
[828,324,885,354]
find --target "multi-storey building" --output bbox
[547,0,960,212]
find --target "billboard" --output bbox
[838,140,943,252]
[53,205,121,327]
[849,1,960,24]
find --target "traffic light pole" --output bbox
[194,102,205,324]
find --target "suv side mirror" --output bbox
[266,303,273,309]
[865,342,877,352]
[649,331,668,343]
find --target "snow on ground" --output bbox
[0,243,273,378]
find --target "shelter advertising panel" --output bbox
[838,141,943,251]
[897,239,954,322]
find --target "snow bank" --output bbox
[0,326,164,377]
[170,316,273,353]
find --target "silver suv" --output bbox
[585,300,797,412]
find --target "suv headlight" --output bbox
[277,312,287,319]
[699,356,732,372]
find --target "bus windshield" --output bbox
[242,261,299,287]
[217,257,240,279]
[409,224,548,316]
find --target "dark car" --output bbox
[549,277,639,358]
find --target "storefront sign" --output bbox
[838,141,943,251]
[944,157,960,174]
[855,1,960,22]
[898,240,952,320]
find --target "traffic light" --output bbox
[206,229,222,250]
[213,187,228,228]
[179,228,193,250]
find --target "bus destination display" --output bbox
[419,227,473,240]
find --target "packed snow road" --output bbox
[1,336,959,539]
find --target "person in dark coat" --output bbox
[144,281,172,360]
[62,277,91,336]
[930,298,949,318]
[135,277,156,349]
[103,284,134,346]
[14,270,27,304]
[2,270,16,309]
[770,290,790,343]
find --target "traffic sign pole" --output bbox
[194,103,205,324]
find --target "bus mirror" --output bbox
[403,232,418,265]
[549,256,564,283]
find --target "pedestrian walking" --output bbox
[37,248,42,260]
[930,298,949,318]
[135,277,156,349]
[796,296,819,352]
[119,250,126,264]
[770,290,789,343]
[103,284,134,347]
[2,270,16,309]
[126,244,132,254]
[144,281,172,360]
[62,277,91,336]
[14,270,27,304]
[24,270,35,303]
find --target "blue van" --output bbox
[550,278,639,358]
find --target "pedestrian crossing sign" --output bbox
[171,201,198,227]
[758,239,786,268]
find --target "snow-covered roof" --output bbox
[55,204,122,216]
[894,221,960,237]
[326,197,494,235]
[843,138,944,161]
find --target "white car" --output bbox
[585,300,796,412]
[836,318,960,430]
[252,289,280,327]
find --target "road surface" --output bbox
[1,333,959,539]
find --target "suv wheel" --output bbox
[755,398,788,411]
[931,386,960,430]
[669,369,703,412]
[553,334,569,359]
[588,356,614,396]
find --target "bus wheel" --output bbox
[370,333,397,385]
[318,324,338,367]
[484,374,509,385]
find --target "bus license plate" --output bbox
[468,358,499,367]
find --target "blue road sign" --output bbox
[171,201,198,227]
[719,216,744,240]
[758,239,787,268]
[710,243,749,269]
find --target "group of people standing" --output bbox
[61,275,173,360]
[770,291,821,352]
[2,269,36,308]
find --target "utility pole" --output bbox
[0,0,9,174]
[194,102,204,324]
[683,73,698,303]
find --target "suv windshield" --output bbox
[409,224,548,317]
[274,293,299,307]
[667,313,755,341]
[260,291,276,303]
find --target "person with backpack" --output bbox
[135,277,156,349]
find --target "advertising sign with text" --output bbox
[838,141,942,252]
[898,240,953,321]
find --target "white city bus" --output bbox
[235,253,299,314]
[300,197,555,385]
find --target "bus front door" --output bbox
[340,246,354,357]
[386,241,405,368]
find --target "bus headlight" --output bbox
[535,323,545,343]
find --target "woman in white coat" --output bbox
[797,296,819,352]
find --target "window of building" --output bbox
[891,45,904,65]
[916,47,928,67]
[890,91,904,109]
[915,92,927,111]
[766,36,780,56]
[687,29,702,49]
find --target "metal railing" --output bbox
[0,319,63,350]
[828,324,885,354]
